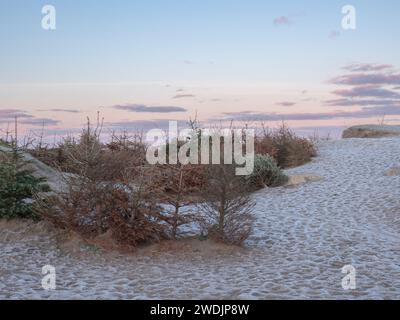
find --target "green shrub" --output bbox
[0,151,49,219]
[245,154,288,190]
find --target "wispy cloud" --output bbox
[19,118,60,126]
[0,109,33,119]
[28,128,81,136]
[220,106,400,122]
[276,101,296,107]
[104,119,188,130]
[343,63,393,72]
[112,104,187,113]
[326,98,400,107]
[273,16,292,26]
[330,73,400,86]
[332,85,400,99]
[328,63,400,110]
[0,109,60,126]
[37,108,80,113]
[172,94,196,99]
[329,31,340,39]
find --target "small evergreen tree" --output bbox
[0,148,49,219]
[199,164,255,245]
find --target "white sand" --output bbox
[1,137,400,299]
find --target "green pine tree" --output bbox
[0,148,50,219]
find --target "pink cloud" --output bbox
[332,85,400,99]
[276,101,296,107]
[273,16,292,26]
[343,63,393,72]
[220,106,400,122]
[330,73,400,86]
[329,31,340,39]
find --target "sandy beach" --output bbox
[1,137,400,299]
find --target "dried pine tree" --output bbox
[156,164,204,239]
[198,164,255,245]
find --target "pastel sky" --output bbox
[1,0,400,139]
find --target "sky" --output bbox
[1,0,400,139]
